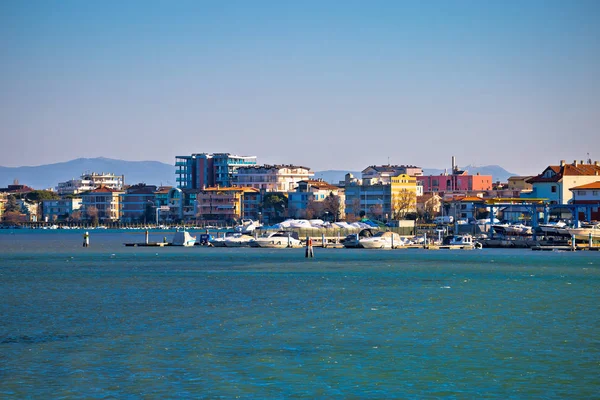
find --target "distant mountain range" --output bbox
[0,157,518,190]
[0,157,175,189]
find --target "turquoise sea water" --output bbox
[1,230,599,399]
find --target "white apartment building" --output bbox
[234,165,314,192]
[56,172,125,196]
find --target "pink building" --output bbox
[417,171,492,193]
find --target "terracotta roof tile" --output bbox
[570,181,600,190]
[528,163,600,183]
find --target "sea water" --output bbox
[1,230,598,398]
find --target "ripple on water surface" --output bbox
[0,231,599,398]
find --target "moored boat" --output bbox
[565,222,600,241]
[224,234,255,247]
[341,228,377,248]
[254,231,302,248]
[172,230,197,247]
[359,231,403,249]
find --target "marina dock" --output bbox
[124,242,170,247]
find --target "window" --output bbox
[551,186,557,193]
[578,190,586,195]
[593,191,598,196]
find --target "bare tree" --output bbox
[351,198,361,218]
[323,193,341,221]
[369,203,383,220]
[305,197,318,219]
[86,206,99,226]
[70,210,82,222]
[392,189,416,219]
[287,205,298,219]
[3,211,25,225]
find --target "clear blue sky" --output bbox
[1,0,599,175]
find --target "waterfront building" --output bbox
[42,198,82,222]
[507,176,533,193]
[0,193,5,220]
[288,180,345,219]
[154,186,171,207]
[569,181,600,221]
[80,186,123,222]
[417,170,492,193]
[16,199,40,222]
[193,187,258,223]
[344,173,418,220]
[166,188,184,222]
[241,189,262,222]
[447,196,486,222]
[234,165,314,192]
[416,193,442,219]
[120,184,158,223]
[0,184,34,194]
[56,173,124,196]
[362,165,423,182]
[175,153,257,190]
[525,159,600,204]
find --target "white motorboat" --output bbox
[234,219,262,234]
[208,231,236,247]
[565,222,600,241]
[254,231,302,248]
[359,231,403,249]
[493,223,532,236]
[538,221,567,235]
[447,235,474,246]
[224,234,255,247]
[341,228,378,248]
[172,230,197,247]
[442,234,481,249]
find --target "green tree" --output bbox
[260,193,287,223]
[5,195,20,212]
[25,190,59,202]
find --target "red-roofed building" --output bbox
[80,186,124,222]
[569,181,600,220]
[526,160,600,204]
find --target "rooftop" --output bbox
[570,181,600,190]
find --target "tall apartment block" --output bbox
[175,153,257,190]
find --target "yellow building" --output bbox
[345,173,418,220]
[80,186,123,222]
[507,176,533,192]
[390,174,418,218]
[194,187,259,222]
[0,193,6,221]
